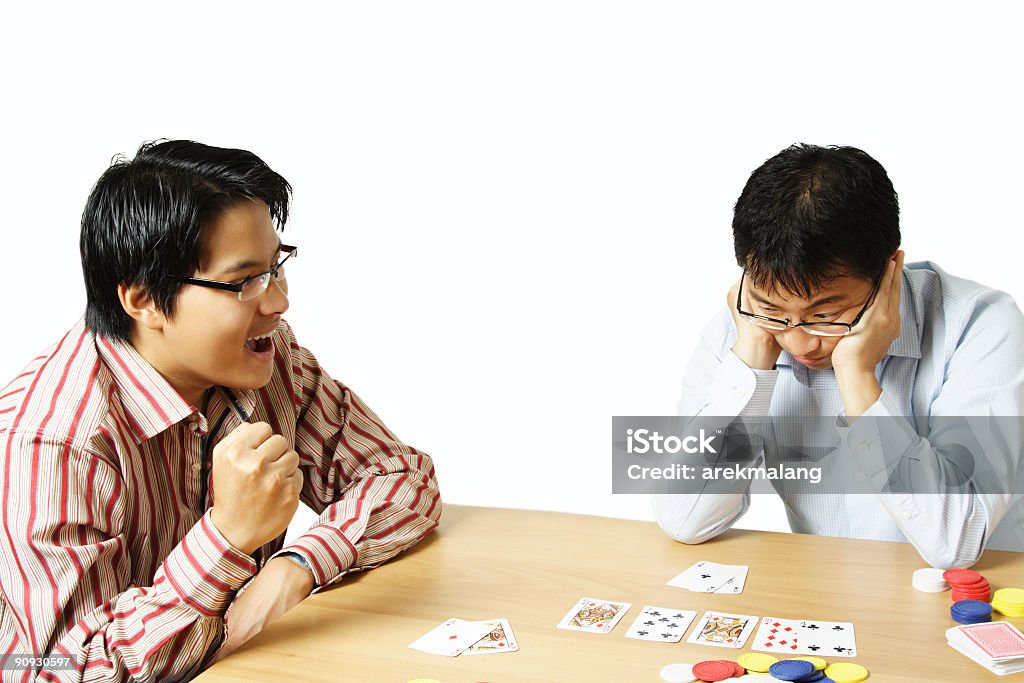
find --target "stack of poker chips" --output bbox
[950,599,994,625]
[943,569,991,602]
[911,567,950,593]
[664,655,870,682]
[992,588,1024,617]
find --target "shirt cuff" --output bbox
[838,390,919,493]
[706,349,778,416]
[161,511,258,618]
[276,524,358,588]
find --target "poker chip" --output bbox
[950,599,993,624]
[736,652,778,673]
[823,662,869,682]
[951,585,991,602]
[790,656,828,670]
[767,659,815,681]
[693,659,741,681]
[942,568,983,585]
[911,567,949,592]
[405,679,442,683]
[659,662,697,683]
[992,587,1024,617]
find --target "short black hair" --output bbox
[732,143,900,298]
[80,140,292,342]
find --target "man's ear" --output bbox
[117,283,166,332]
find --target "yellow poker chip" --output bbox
[737,652,779,672]
[792,656,827,670]
[405,679,442,683]
[824,662,869,682]
[993,588,1024,606]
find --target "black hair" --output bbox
[732,143,900,298]
[80,140,292,342]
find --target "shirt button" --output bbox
[191,463,202,473]
[859,443,870,453]
[734,386,746,396]
[188,420,199,432]
[854,472,865,482]
[903,510,913,520]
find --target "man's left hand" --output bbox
[832,249,905,376]
[212,555,316,663]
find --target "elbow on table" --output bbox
[913,544,982,572]
[655,517,716,545]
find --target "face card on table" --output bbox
[408,618,496,657]
[624,605,697,642]
[686,611,759,648]
[798,619,857,657]
[557,597,632,634]
[751,616,801,654]
[464,618,519,655]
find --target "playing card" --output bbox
[958,622,1024,660]
[797,619,856,657]
[714,565,749,594]
[463,618,518,655]
[751,616,801,654]
[408,618,495,657]
[668,561,748,593]
[624,605,697,642]
[687,611,758,649]
[557,597,631,634]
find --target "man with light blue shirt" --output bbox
[653,144,1024,568]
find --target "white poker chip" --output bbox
[913,567,950,592]
[659,662,696,683]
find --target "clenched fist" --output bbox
[209,422,303,555]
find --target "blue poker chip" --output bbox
[768,659,816,681]
[952,599,993,618]
[796,671,825,682]
[952,614,993,624]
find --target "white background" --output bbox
[1,1,1022,537]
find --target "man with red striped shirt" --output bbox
[0,140,442,681]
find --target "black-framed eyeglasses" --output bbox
[735,267,884,337]
[177,245,298,302]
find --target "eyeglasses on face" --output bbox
[735,267,884,337]
[176,245,298,301]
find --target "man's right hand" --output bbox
[209,422,303,555]
[727,278,783,370]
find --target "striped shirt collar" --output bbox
[94,327,198,443]
[777,272,922,367]
[94,329,260,442]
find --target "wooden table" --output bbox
[195,505,1024,682]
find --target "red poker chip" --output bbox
[951,582,989,592]
[952,591,991,601]
[950,577,989,590]
[692,660,741,682]
[943,569,984,585]
[732,661,746,677]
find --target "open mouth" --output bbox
[244,333,274,354]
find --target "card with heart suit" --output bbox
[463,618,519,655]
[751,616,801,654]
[624,605,697,642]
[796,619,857,657]
[557,597,631,634]
[687,610,758,649]
[408,618,495,657]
